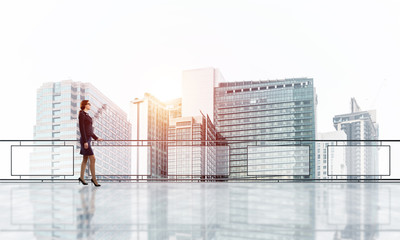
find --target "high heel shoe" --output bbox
[91,179,101,187]
[78,177,88,185]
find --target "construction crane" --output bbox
[368,78,386,110]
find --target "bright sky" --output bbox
[0,0,399,140]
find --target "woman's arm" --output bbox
[79,113,88,143]
[92,133,98,141]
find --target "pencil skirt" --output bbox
[80,138,94,156]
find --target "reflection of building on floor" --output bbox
[77,187,97,239]
[166,184,316,240]
[25,186,74,239]
[2,183,393,239]
[333,98,379,179]
[342,184,379,240]
[78,186,133,239]
[315,183,382,240]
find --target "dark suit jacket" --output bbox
[79,111,98,143]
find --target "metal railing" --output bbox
[0,139,398,182]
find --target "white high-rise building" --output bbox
[316,131,347,179]
[182,67,225,121]
[32,80,131,179]
[333,98,379,178]
[130,93,169,178]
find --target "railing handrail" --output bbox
[2,138,395,182]
[0,139,398,142]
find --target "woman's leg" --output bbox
[80,155,89,180]
[89,155,98,184]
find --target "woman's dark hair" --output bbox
[80,100,89,112]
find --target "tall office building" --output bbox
[130,93,169,178]
[168,113,229,180]
[32,80,131,179]
[165,98,182,121]
[316,131,347,179]
[333,98,379,178]
[332,99,380,238]
[215,78,317,179]
[182,68,225,120]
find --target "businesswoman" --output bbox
[78,100,103,187]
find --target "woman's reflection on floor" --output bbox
[77,186,98,239]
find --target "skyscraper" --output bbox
[182,67,225,120]
[165,98,182,121]
[32,80,131,179]
[130,93,169,178]
[168,113,229,180]
[214,78,317,179]
[316,131,347,179]
[333,98,379,178]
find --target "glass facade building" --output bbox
[168,114,229,180]
[165,98,182,121]
[32,80,132,179]
[214,78,317,179]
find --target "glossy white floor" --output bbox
[0,182,399,240]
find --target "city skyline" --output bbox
[4,70,384,180]
[0,0,396,181]
[25,76,385,180]
[1,2,399,239]
[0,1,399,141]
[0,67,390,140]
